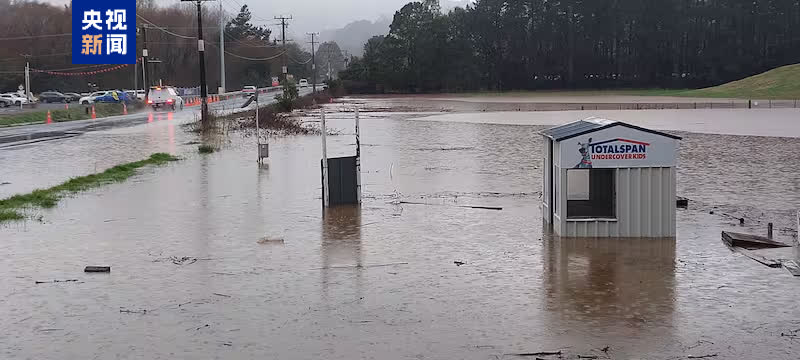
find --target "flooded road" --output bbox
[2,100,800,359]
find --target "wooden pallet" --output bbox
[722,231,790,249]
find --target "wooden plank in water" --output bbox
[783,260,800,276]
[84,266,111,273]
[722,231,790,249]
[734,247,782,268]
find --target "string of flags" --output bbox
[31,63,131,76]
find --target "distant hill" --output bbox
[320,18,391,57]
[320,1,470,57]
[684,64,800,99]
[442,0,471,12]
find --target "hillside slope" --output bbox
[684,64,800,99]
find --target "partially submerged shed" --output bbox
[541,117,681,237]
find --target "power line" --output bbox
[224,0,272,23]
[0,33,71,41]
[205,41,285,61]
[137,14,196,39]
[0,52,71,62]
[289,55,313,64]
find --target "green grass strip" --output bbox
[0,153,179,223]
[0,103,137,127]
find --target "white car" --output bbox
[242,85,256,98]
[79,91,109,105]
[299,79,309,87]
[0,93,29,106]
[147,86,183,111]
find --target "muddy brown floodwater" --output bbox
[2,97,800,359]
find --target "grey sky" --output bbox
[47,0,470,35]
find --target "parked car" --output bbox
[0,96,12,107]
[79,91,108,105]
[136,89,145,100]
[242,85,257,98]
[63,92,82,103]
[94,90,130,104]
[38,91,66,103]
[0,93,28,106]
[124,90,138,101]
[299,79,309,88]
[146,86,183,111]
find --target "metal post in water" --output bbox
[321,108,329,208]
[255,95,259,144]
[768,222,773,239]
[355,107,361,204]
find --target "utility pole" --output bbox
[307,32,318,93]
[183,0,212,126]
[141,25,149,101]
[219,0,226,93]
[21,54,31,101]
[275,15,292,83]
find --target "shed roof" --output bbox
[541,117,682,141]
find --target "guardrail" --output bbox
[182,86,285,107]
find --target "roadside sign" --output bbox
[72,0,136,64]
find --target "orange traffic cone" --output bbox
[123,103,128,115]
[91,105,96,119]
[46,110,52,124]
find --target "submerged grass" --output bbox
[198,144,215,154]
[0,153,179,223]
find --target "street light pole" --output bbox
[183,0,211,126]
[219,0,226,93]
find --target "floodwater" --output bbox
[2,99,800,359]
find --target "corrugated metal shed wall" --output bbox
[542,137,553,224]
[556,167,676,237]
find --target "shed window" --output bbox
[567,169,615,219]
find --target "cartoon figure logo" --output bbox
[574,137,593,169]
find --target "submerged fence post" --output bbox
[355,108,362,204]
[321,108,329,208]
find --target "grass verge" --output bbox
[0,153,179,223]
[0,102,142,127]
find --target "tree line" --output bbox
[342,0,800,92]
[0,0,321,94]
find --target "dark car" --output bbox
[63,92,82,103]
[94,90,131,104]
[38,91,66,103]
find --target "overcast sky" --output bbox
[46,0,469,35]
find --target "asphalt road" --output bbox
[0,87,314,147]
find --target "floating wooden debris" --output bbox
[722,231,790,249]
[783,260,800,276]
[84,266,111,273]
[506,350,562,357]
[734,248,782,268]
[676,196,689,208]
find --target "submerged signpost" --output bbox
[242,91,268,163]
[320,107,361,209]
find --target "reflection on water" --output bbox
[542,235,677,356]
[320,206,363,296]
[543,236,676,326]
